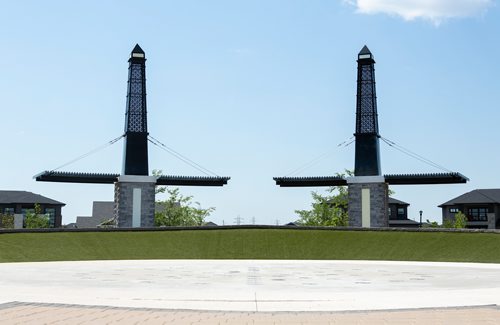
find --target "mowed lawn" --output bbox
[1,229,500,263]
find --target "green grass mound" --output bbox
[1,229,500,263]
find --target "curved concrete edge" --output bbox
[1,260,500,312]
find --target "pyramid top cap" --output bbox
[358,45,373,60]
[131,44,145,58]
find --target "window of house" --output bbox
[467,207,488,221]
[397,208,405,219]
[45,208,56,227]
[3,208,15,215]
[21,208,34,215]
[449,208,460,213]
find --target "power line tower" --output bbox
[234,215,244,225]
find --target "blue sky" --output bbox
[1,0,498,225]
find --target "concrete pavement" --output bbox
[1,260,500,323]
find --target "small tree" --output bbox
[295,190,349,226]
[152,169,215,227]
[295,170,352,227]
[454,211,467,229]
[24,203,50,229]
[155,187,215,227]
[441,212,467,229]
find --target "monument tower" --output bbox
[354,45,381,177]
[35,45,230,228]
[274,45,468,227]
[123,44,149,176]
[347,45,387,227]
[113,44,156,227]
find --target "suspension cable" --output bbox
[148,135,220,177]
[380,136,452,173]
[285,136,354,177]
[49,134,125,172]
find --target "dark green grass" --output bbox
[1,229,500,263]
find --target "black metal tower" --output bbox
[274,45,468,188]
[123,44,149,175]
[35,45,229,187]
[354,45,381,176]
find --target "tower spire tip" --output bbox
[359,45,371,55]
[358,45,373,60]
[131,44,145,54]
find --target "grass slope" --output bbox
[1,229,500,263]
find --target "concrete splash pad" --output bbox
[0,260,499,312]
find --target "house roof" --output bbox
[0,190,65,206]
[388,197,409,206]
[439,189,500,207]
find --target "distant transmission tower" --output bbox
[234,215,244,225]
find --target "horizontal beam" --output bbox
[274,172,468,187]
[34,171,230,187]
[34,171,119,184]
[156,175,230,186]
[273,176,347,187]
[384,173,469,185]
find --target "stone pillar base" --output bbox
[114,175,157,228]
[347,176,388,228]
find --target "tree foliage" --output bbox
[25,203,50,229]
[295,170,395,227]
[441,211,467,229]
[428,211,467,229]
[453,211,467,228]
[295,187,349,227]
[154,187,215,227]
[0,214,14,229]
[295,170,353,227]
[153,169,215,227]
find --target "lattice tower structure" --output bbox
[123,44,149,175]
[354,45,382,176]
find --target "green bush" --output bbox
[24,204,50,229]
[0,214,14,229]
[454,211,467,229]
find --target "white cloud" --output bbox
[344,0,494,24]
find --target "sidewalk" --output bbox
[1,302,499,324]
[1,260,500,323]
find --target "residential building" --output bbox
[439,189,500,229]
[76,201,114,228]
[0,190,65,228]
[388,197,420,228]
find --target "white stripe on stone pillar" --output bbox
[132,188,142,228]
[361,188,370,228]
